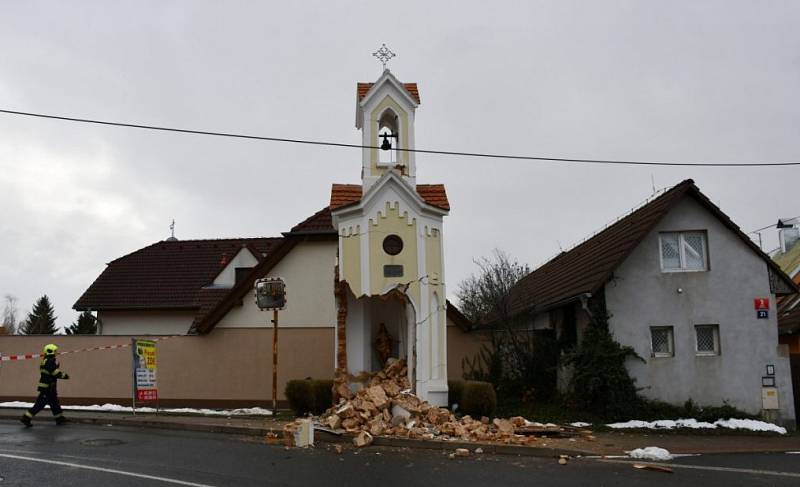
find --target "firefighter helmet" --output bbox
[43,344,59,356]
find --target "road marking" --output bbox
[598,459,800,478]
[0,453,218,486]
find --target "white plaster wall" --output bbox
[216,240,337,328]
[99,310,194,335]
[345,293,369,374]
[212,247,259,287]
[605,196,795,425]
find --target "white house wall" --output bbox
[216,240,337,328]
[99,310,195,335]
[605,196,795,425]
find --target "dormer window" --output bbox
[659,231,708,271]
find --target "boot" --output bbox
[55,416,68,425]
[20,415,32,427]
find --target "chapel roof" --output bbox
[330,183,450,211]
[357,82,420,104]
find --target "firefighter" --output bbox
[20,343,70,427]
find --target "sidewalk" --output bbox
[2,408,799,457]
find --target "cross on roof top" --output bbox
[372,44,396,70]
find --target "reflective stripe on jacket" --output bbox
[37,356,66,392]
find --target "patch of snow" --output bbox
[0,401,271,416]
[714,418,786,435]
[570,422,591,428]
[606,417,784,434]
[627,447,673,461]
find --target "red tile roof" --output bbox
[74,238,282,312]
[357,82,420,104]
[330,184,363,210]
[330,183,449,211]
[507,179,798,317]
[285,207,336,235]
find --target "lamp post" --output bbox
[255,277,286,415]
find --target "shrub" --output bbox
[448,380,464,409]
[285,380,315,416]
[286,379,335,416]
[460,381,497,418]
[563,316,643,420]
[311,379,334,414]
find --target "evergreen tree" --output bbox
[19,295,58,335]
[65,310,98,335]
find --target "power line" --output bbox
[1,108,799,168]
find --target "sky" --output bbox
[0,1,798,330]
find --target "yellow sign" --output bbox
[133,339,158,402]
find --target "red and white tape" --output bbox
[0,336,178,362]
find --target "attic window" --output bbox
[659,231,707,271]
[235,267,252,284]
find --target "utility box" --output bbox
[761,387,780,410]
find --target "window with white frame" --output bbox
[660,231,708,271]
[695,325,720,355]
[650,326,674,357]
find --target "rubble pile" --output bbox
[320,358,584,447]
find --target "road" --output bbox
[0,420,799,486]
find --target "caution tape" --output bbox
[0,336,179,362]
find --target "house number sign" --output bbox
[754,298,769,319]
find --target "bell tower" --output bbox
[333,47,449,406]
[355,59,420,193]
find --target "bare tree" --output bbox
[456,250,558,401]
[456,249,530,325]
[2,294,18,335]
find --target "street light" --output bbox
[255,277,286,415]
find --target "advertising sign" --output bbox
[132,339,158,403]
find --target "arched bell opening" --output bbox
[377,108,400,167]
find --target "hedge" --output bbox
[445,379,497,417]
[285,379,334,416]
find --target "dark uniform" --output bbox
[20,344,69,426]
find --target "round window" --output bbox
[382,235,403,256]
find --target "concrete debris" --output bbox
[319,358,592,448]
[474,448,483,454]
[353,431,374,448]
[454,448,470,457]
[558,457,568,465]
[283,418,314,448]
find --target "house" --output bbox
[773,218,800,420]
[74,69,485,406]
[775,217,800,353]
[506,179,798,427]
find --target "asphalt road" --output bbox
[0,420,799,486]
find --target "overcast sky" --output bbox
[0,1,798,329]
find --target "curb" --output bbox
[0,412,590,458]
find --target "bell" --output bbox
[380,133,392,151]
